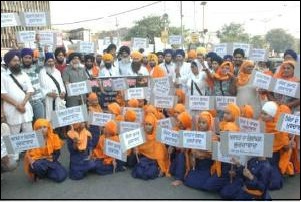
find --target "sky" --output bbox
[50,1,300,38]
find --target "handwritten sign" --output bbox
[104,139,127,162]
[213,43,228,57]
[215,96,236,110]
[118,121,141,134]
[111,78,128,91]
[122,107,144,123]
[250,70,273,90]
[51,105,88,128]
[66,81,92,96]
[2,132,44,154]
[78,41,94,54]
[180,131,211,150]
[125,88,145,100]
[157,118,174,129]
[272,79,300,99]
[39,31,54,45]
[132,37,147,50]
[220,132,274,158]
[212,142,247,165]
[233,43,251,57]
[249,49,268,62]
[276,114,300,135]
[151,77,173,96]
[238,117,264,133]
[152,95,176,109]
[17,31,36,43]
[156,127,182,147]
[89,112,114,127]
[1,13,21,27]
[119,128,145,152]
[22,12,48,27]
[187,96,214,111]
[169,35,182,45]
[1,137,8,158]
[103,37,118,46]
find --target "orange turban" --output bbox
[108,102,121,115]
[128,99,139,108]
[177,111,192,129]
[188,50,197,60]
[146,105,160,119]
[174,103,186,114]
[226,102,240,120]
[102,53,114,62]
[131,51,143,60]
[175,89,186,104]
[124,110,137,122]
[147,54,158,65]
[145,113,157,127]
[198,111,213,130]
[33,49,39,59]
[196,47,207,55]
[214,61,234,81]
[88,92,98,102]
[104,120,118,136]
[240,104,254,119]
[236,60,254,86]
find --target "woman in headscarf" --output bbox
[132,114,169,180]
[24,119,67,182]
[108,102,124,122]
[93,120,126,175]
[67,122,96,180]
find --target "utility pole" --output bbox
[200,2,207,45]
[180,1,183,49]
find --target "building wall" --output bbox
[1,1,51,48]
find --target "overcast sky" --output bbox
[50,1,300,38]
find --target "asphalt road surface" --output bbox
[1,144,300,200]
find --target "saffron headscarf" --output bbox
[213,61,234,81]
[236,60,254,86]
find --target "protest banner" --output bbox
[104,139,127,162]
[118,121,141,134]
[156,127,182,147]
[276,114,300,135]
[20,12,50,27]
[103,37,118,46]
[238,117,264,133]
[38,31,54,45]
[88,112,114,127]
[78,41,94,54]
[131,37,148,50]
[220,132,274,158]
[119,128,145,152]
[212,142,247,165]
[213,43,228,57]
[157,118,174,130]
[17,31,36,43]
[249,49,268,62]
[66,81,92,96]
[271,78,300,99]
[169,35,182,45]
[1,13,21,27]
[151,76,174,96]
[51,105,88,128]
[186,96,215,111]
[122,107,144,123]
[215,96,236,110]
[179,131,212,150]
[124,87,146,100]
[2,131,44,154]
[1,137,8,158]
[232,43,251,57]
[151,95,177,109]
[111,78,128,91]
[249,70,273,90]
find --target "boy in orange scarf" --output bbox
[93,120,126,175]
[24,119,67,182]
[67,122,96,180]
[132,114,169,180]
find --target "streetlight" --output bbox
[200,1,207,45]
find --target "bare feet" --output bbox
[171,180,183,186]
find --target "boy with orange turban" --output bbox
[108,102,124,122]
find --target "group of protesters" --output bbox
[1,37,300,199]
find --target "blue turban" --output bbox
[4,50,20,65]
[223,55,233,61]
[206,52,217,59]
[175,49,185,57]
[21,48,33,58]
[233,48,245,58]
[163,49,174,57]
[45,52,55,62]
[212,55,223,65]
[284,49,297,61]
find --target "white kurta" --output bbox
[126,66,149,76]
[186,71,208,96]
[118,60,132,76]
[175,62,192,85]
[100,66,120,77]
[1,70,34,125]
[39,67,66,121]
[160,62,176,79]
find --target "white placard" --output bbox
[157,128,181,147]
[119,121,141,134]
[238,117,262,133]
[276,114,300,135]
[104,139,127,162]
[89,112,114,127]
[188,96,211,111]
[250,70,272,90]
[215,96,236,110]
[132,37,147,50]
[119,128,145,152]
[169,35,182,45]
[125,88,145,100]
[78,41,94,54]
[273,79,299,98]
[17,31,36,43]
[23,12,47,27]
[39,31,54,45]
[7,132,43,153]
[1,13,21,27]
[181,131,207,150]
[214,43,228,57]
[52,105,88,128]
[212,142,247,165]
[157,118,173,129]
[153,95,175,109]
[66,81,91,96]
[233,43,251,57]
[103,37,118,46]
[249,49,268,62]
[1,137,8,158]
[111,78,128,91]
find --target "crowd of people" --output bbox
[1,39,300,199]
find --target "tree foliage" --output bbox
[217,23,249,43]
[265,28,296,53]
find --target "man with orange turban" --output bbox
[127,51,149,76]
[127,99,139,108]
[175,89,186,104]
[100,53,120,77]
[124,110,137,122]
[132,114,169,180]
[93,120,126,175]
[146,54,166,78]
[24,119,67,182]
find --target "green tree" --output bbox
[250,35,267,48]
[217,23,249,43]
[265,29,295,53]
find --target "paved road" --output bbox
[1,144,300,199]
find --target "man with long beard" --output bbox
[118,46,132,76]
